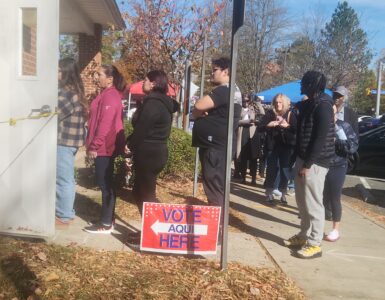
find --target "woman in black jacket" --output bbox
[323,106,358,242]
[260,93,297,204]
[126,70,177,216]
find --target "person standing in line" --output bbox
[259,94,297,205]
[237,93,263,185]
[284,70,335,259]
[56,58,88,225]
[127,70,177,215]
[333,86,358,135]
[324,85,358,220]
[192,57,242,207]
[323,105,358,242]
[84,65,126,234]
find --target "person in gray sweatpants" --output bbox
[283,71,335,259]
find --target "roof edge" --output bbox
[104,0,126,29]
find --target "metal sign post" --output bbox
[193,34,207,197]
[183,62,192,132]
[376,61,383,118]
[221,0,245,271]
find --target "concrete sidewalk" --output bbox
[50,180,385,300]
[230,180,385,300]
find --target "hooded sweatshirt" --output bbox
[127,91,176,151]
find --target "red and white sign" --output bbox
[140,202,221,255]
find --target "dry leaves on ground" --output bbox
[0,236,305,299]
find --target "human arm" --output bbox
[303,101,333,168]
[87,93,118,153]
[58,92,77,122]
[335,122,359,156]
[191,95,214,119]
[127,99,160,150]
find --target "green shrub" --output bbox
[161,127,196,179]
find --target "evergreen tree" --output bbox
[318,1,372,87]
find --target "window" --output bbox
[21,8,37,76]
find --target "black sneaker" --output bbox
[280,195,288,205]
[266,195,275,205]
[84,224,113,234]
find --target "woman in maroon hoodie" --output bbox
[84,65,126,234]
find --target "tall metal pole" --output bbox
[376,61,383,118]
[221,0,245,271]
[183,62,192,132]
[193,34,207,198]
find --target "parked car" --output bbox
[358,114,385,133]
[351,125,385,173]
[358,115,373,122]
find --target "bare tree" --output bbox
[236,0,290,93]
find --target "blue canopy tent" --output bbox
[256,80,333,104]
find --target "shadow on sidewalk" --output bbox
[74,193,139,241]
[230,202,300,229]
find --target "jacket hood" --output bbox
[144,92,177,114]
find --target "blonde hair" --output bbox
[272,93,291,116]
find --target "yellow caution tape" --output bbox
[0,111,58,126]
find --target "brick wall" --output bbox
[22,24,37,76]
[78,23,102,101]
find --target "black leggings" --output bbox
[95,156,116,226]
[133,143,168,215]
[323,163,347,222]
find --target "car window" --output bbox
[365,128,385,145]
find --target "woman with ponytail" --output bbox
[84,64,126,234]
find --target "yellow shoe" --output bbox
[283,235,306,248]
[296,244,322,259]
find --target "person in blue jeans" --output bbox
[259,94,297,205]
[56,58,88,224]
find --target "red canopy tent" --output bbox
[128,81,179,97]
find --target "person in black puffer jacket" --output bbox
[126,70,178,218]
[323,106,358,242]
[283,71,335,259]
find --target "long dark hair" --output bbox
[300,71,327,102]
[101,64,127,92]
[59,58,88,118]
[146,70,169,94]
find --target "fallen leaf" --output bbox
[250,286,260,296]
[37,252,47,261]
[44,272,59,282]
[34,288,42,295]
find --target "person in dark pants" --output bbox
[259,94,297,205]
[236,93,265,185]
[324,86,359,220]
[323,105,358,242]
[127,70,177,214]
[84,65,126,234]
[192,57,242,207]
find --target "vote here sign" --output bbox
[140,202,221,255]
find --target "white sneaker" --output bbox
[324,229,340,242]
[273,189,282,197]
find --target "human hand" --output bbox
[267,121,279,128]
[298,167,310,177]
[279,119,289,128]
[87,150,97,159]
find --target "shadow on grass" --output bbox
[1,254,39,299]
